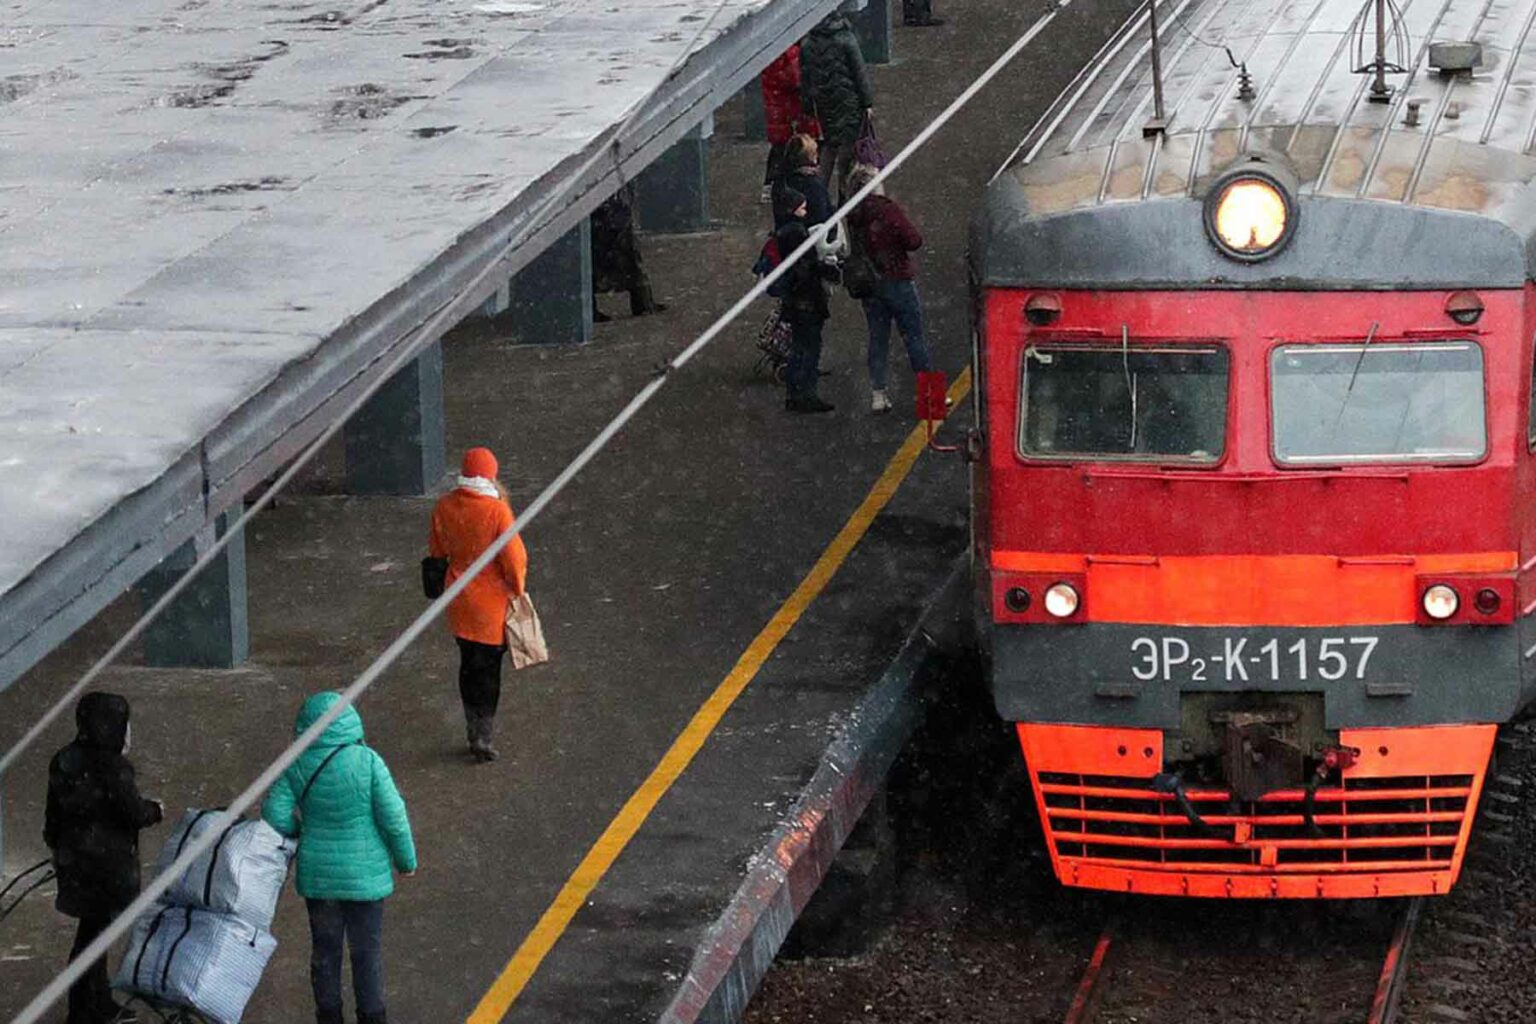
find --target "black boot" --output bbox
[786,394,835,414]
[593,298,613,323]
[316,1008,344,1024]
[629,278,667,316]
[470,716,499,763]
[358,1013,388,1024]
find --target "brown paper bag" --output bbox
[504,593,549,669]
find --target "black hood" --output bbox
[75,692,130,753]
[814,12,850,34]
[774,185,808,223]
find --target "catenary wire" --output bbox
[0,0,746,784]
[10,3,1074,1019]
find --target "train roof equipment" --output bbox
[976,0,1536,291]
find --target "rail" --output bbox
[1060,898,1422,1024]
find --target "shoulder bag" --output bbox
[421,556,448,599]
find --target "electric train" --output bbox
[957,0,1536,898]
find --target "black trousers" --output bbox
[456,638,505,720]
[68,913,113,1024]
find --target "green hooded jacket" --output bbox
[261,692,417,901]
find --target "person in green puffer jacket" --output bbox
[262,692,416,1024]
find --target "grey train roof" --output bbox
[978,0,1536,289]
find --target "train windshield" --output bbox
[1271,342,1485,465]
[1018,343,1227,462]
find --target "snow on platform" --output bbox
[0,0,834,686]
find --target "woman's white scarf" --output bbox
[457,475,500,498]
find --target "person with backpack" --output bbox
[772,186,841,413]
[759,43,822,205]
[262,692,417,1024]
[845,163,933,414]
[800,11,874,201]
[45,692,163,1024]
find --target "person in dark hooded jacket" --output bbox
[773,186,841,413]
[800,12,874,200]
[590,184,666,322]
[45,692,163,1024]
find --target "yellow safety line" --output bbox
[468,368,972,1022]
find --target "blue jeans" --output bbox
[862,279,933,390]
[307,899,386,1019]
[785,315,826,399]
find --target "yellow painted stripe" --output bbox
[468,369,972,1022]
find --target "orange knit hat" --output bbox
[461,447,498,479]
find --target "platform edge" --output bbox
[657,556,970,1024]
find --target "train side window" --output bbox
[1017,343,1227,462]
[1271,341,1485,465]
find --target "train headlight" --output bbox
[1203,157,1297,262]
[1422,584,1459,620]
[1044,582,1080,618]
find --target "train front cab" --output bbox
[977,284,1525,899]
[969,176,1536,899]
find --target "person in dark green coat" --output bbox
[263,692,416,1024]
[800,11,874,200]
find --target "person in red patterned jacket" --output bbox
[846,163,934,414]
[759,43,822,204]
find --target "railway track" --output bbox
[1062,898,1423,1024]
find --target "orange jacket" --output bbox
[428,488,529,646]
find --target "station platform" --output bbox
[0,0,1138,1019]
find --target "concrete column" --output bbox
[343,341,445,496]
[740,80,767,141]
[138,513,248,669]
[849,0,892,65]
[634,118,712,234]
[482,220,594,345]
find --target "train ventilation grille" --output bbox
[1038,773,1473,871]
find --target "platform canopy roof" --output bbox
[0,0,840,687]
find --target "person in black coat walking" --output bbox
[591,184,665,322]
[773,187,840,414]
[800,12,874,201]
[45,692,163,1024]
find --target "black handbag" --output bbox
[420,556,448,599]
[843,231,879,300]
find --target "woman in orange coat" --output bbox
[428,447,528,762]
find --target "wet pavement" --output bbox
[0,0,1139,1019]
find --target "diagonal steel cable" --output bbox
[0,0,756,783]
[11,2,1074,1019]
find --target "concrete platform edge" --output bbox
[658,556,969,1024]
